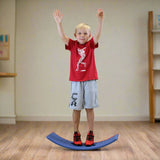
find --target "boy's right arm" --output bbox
[53,10,69,45]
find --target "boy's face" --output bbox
[74,28,91,44]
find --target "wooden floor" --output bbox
[0,121,160,160]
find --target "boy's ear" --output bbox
[74,33,76,38]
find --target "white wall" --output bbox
[15,0,160,121]
[0,0,16,124]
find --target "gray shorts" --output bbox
[69,80,98,110]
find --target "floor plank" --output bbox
[0,121,160,160]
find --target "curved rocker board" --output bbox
[47,132,119,151]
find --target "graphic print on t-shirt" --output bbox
[76,47,86,72]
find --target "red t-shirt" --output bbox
[65,37,98,81]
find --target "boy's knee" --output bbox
[85,108,94,112]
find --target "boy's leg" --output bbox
[84,80,98,146]
[72,109,82,146]
[73,110,81,132]
[85,108,95,146]
[69,81,83,146]
[84,80,98,132]
[85,108,94,131]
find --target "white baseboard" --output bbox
[16,115,149,122]
[0,115,16,124]
[16,115,72,121]
[95,115,149,121]
[155,113,160,119]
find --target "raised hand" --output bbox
[97,8,104,21]
[53,9,69,45]
[53,9,63,24]
[93,9,104,45]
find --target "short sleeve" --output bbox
[65,39,75,50]
[89,37,99,49]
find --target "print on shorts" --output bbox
[71,93,78,107]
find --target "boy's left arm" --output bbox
[93,9,104,45]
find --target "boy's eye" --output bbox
[78,32,88,35]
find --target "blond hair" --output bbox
[75,23,91,35]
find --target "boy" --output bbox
[53,9,104,146]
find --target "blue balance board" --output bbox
[47,132,119,151]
